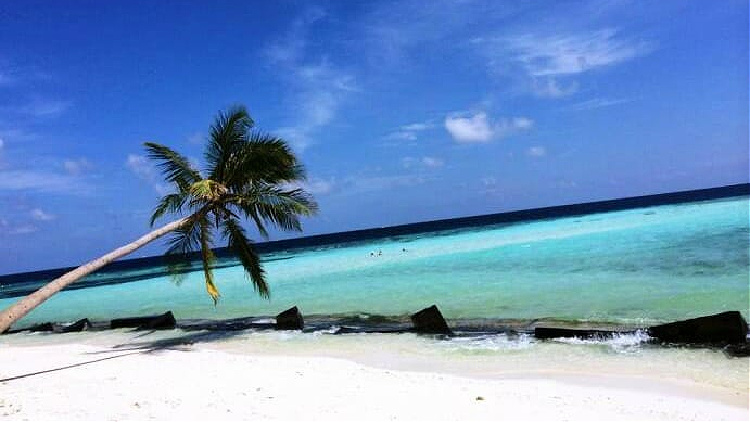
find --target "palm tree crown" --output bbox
[0,105,315,333]
[146,105,317,303]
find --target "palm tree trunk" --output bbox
[0,217,190,333]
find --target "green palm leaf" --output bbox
[150,193,188,227]
[144,142,202,192]
[163,214,202,285]
[223,133,306,191]
[198,216,220,304]
[144,105,317,304]
[230,185,317,232]
[222,216,268,298]
[205,105,253,182]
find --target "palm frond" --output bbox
[246,208,269,239]
[198,217,219,305]
[229,185,318,233]
[163,214,202,285]
[150,193,188,227]
[224,132,306,191]
[144,142,202,192]
[205,106,253,182]
[148,106,319,305]
[222,216,269,298]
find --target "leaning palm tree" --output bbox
[0,105,317,332]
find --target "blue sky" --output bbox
[0,0,747,273]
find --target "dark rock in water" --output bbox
[648,311,748,345]
[411,305,451,334]
[61,318,91,333]
[28,322,54,332]
[3,322,55,334]
[111,311,176,330]
[139,311,176,330]
[276,306,304,330]
[534,327,627,340]
[724,343,750,358]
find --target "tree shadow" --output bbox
[102,329,250,353]
[0,329,249,383]
[0,351,143,383]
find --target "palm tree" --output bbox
[0,105,317,333]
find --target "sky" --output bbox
[0,0,747,273]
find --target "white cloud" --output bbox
[283,176,336,196]
[0,138,4,150]
[63,157,93,176]
[21,98,70,118]
[527,146,546,157]
[266,11,356,153]
[401,122,432,132]
[421,156,444,168]
[342,174,429,195]
[386,131,418,141]
[0,169,90,194]
[384,121,433,144]
[9,225,38,235]
[566,98,632,111]
[30,208,55,221]
[287,172,430,196]
[306,178,334,195]
[125,154,171,195]
[401,157,416,168]
[126,154,152,180]
[475,28,653,98]
[360,0,514,66]
[445,113,495,143]
[532,77,579,98]
[510,117,533,130]
[503,29,653,77]
[402,156,444,169]
[444,112,533,143]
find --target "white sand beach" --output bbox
[1,341,747,421]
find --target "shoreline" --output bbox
[1,334,748,421]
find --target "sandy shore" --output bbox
[1,343,747,421]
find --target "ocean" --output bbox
[1,195,748,328]
[2,193,748,397]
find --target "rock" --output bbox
[61,318,91,333]
[111,311,176,330]
[139,311,176,330]
[534,327,626,340]
[276,306,304,330]
[3,322,55,334]
[724,343,750,358]
[411,305,451,334]
[28,322,54,332]
[648,311,748,345]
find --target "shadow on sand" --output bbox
[0,329,247,383]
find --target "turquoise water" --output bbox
[2,196,748,328]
